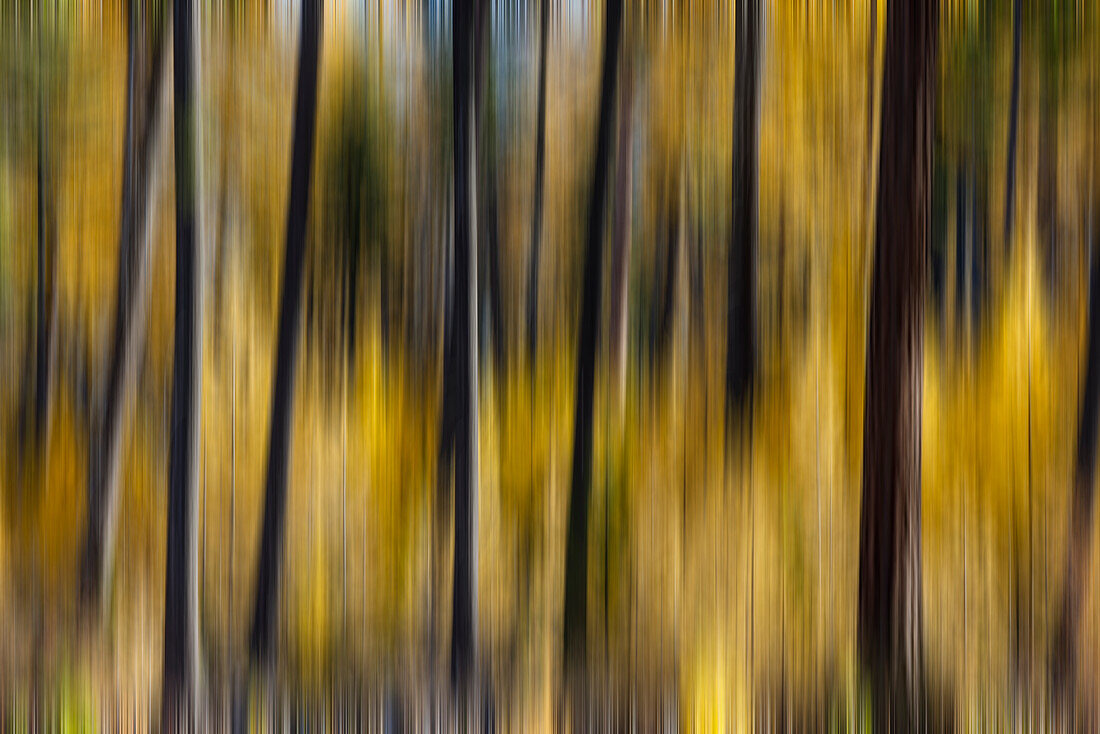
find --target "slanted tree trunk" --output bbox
[162,0,202,722]
[726,0,760,424]
[561,0,623,679]
[247,0,322,667]
[30,62,58,449]
[856,0,937,723]
[475,0,505,376]
[1002,0,1022,250]
[79,2,170,618]
[608,52,634,411]
[525,0,550,366]
[450,0,479,693]
[1051,201,1100,701]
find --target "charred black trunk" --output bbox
[247,0,322,667]
[561,0,623,678]
[857,0,937,723]
[162,0,202,721]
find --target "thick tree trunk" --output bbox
[79,3,170,618]
[1051,202,1100,700]
[247,0,322,667]
[561,0,622,678]
[162,0,202,722]
[856,0,937,722]
[450,0,479,692]
[1002,0,1022,249]
[726,0,760,423]
[525,0,550,366]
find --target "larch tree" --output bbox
[561,0,623,681]
[247,0,322,667]
[161,0,202,722]
[79,0,170,619]
[856,0,937,722]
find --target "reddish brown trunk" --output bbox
[856,0,937,721]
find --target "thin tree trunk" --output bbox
[856,0,937,723]
[656,164,681,367]
[525,0,550,366]
[1051,201,1100,700]
[1037,58,1058,291]
[609,54,634,411]
[475,0,505,375]
[31,64,58,449]
[726,0,760,424]
[79,3,170,618]
[162,0,202,722]
[247,0,322,667]
[450,0,479,693]
[561,0,623,679]
[1002,0,1022,249]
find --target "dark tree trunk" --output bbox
[475,0,505,376]
[525,0,550,366]
[726,0,760,424]
[1051,203,1100,700]
[1002,0,1022,249]
[162,0,202,722]
[1037,59,1059,294]
[856,0,937,722]
[656,166,681,367]
[247,0,322,667]
[561,0,622,677]
[31,66,58,448]
[450,0,479,692]
[79,2,170,618]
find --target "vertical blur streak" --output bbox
[248,0,323,669]
[162,0,201,723]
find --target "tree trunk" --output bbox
[162,0,202,722]
[1036,57,1059,293]
[608,54,634,411]
[475,0,505,376]
[561,0,623,678]
[30,65,58,449]
[1051,202,1100,700]
[1002,0,1022,250]
[525,0,550,366]
[856,0,937,722]
[450,0,479,693]
[247,0,322,667]
[726,0,760,424]
[79,2,170,618]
